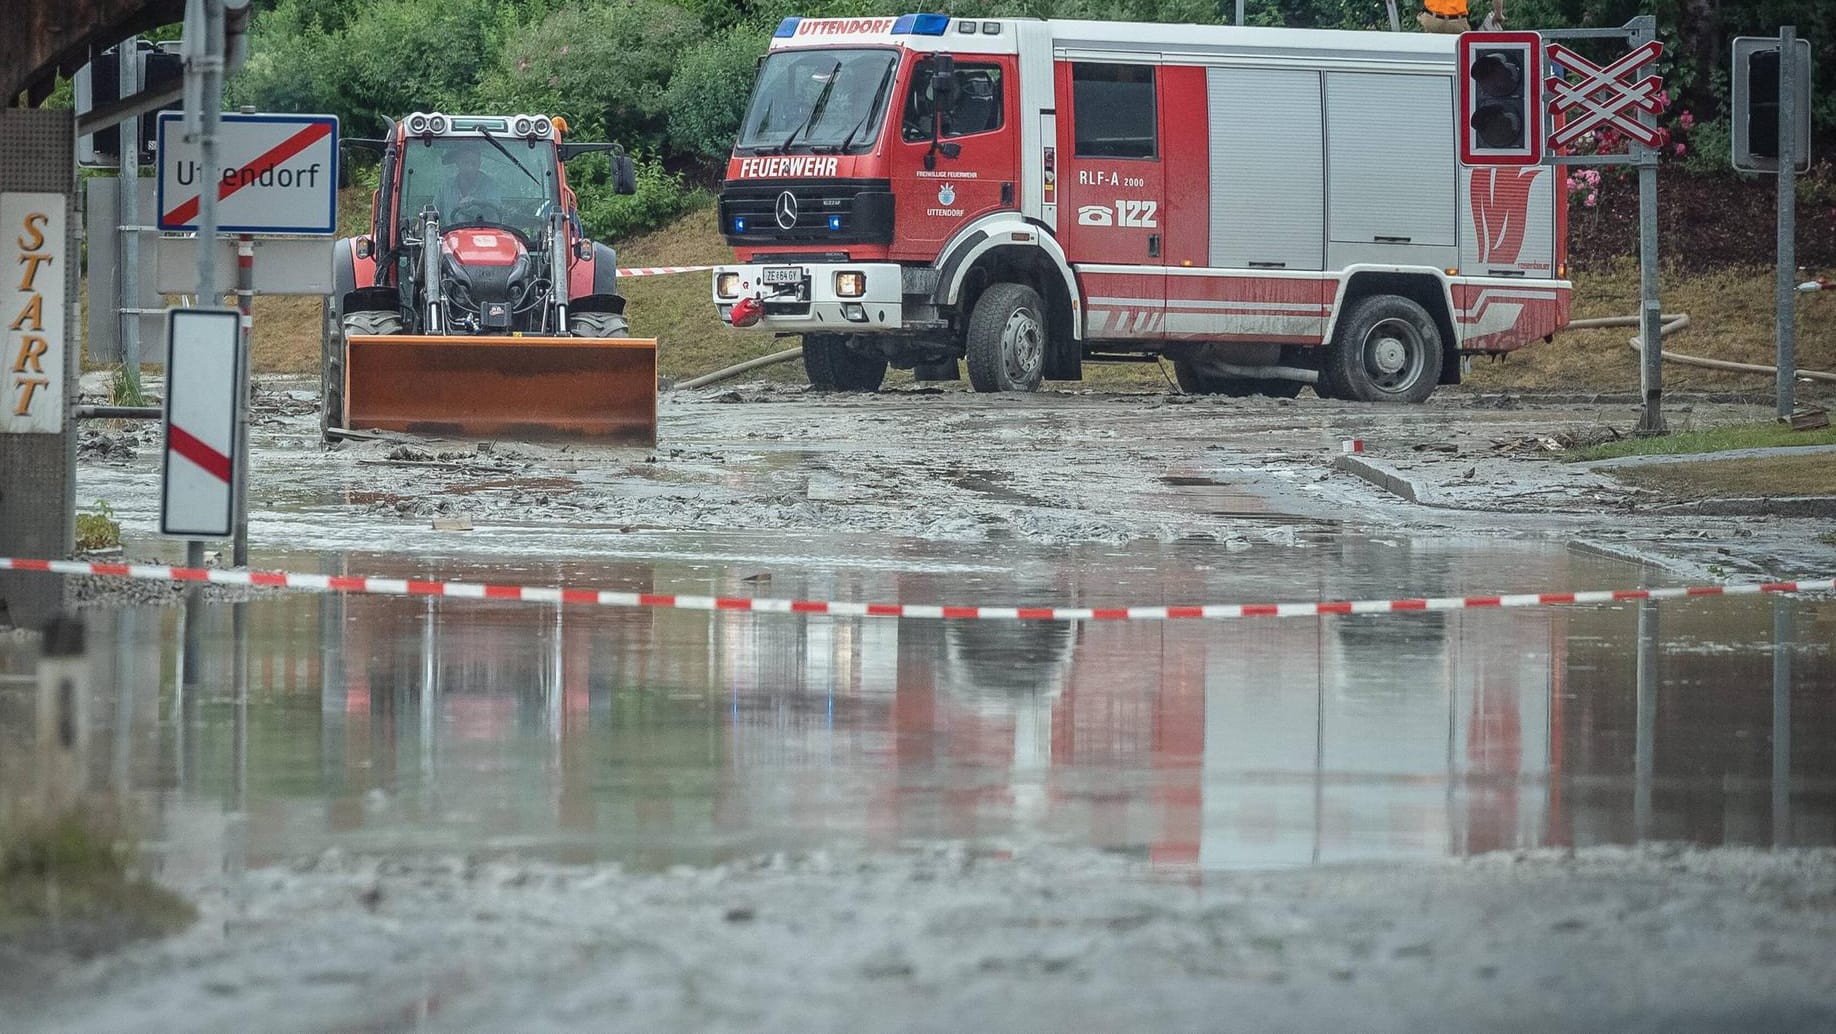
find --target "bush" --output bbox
[478,0,702,153]
[232,0,520,136]
[666,26,771,164]
[75,501,121,552]
[573,153,710,242]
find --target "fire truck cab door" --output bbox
[890,55,1021,262]
[1055,59,1166,340]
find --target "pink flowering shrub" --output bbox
[1551,88,1697,209]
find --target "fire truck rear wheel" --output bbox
[803,334,888,392]
[966,283,1047,393]
[1171,359,1253,397]
[1325,295,1442,404]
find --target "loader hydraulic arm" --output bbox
[416,206,444,335]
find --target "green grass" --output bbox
[0,806,195,943]
[1573,422,1836,462]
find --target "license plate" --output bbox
[760,267,803,285]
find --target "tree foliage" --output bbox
[225,0,1834,238]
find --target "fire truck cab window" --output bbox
[903,63,1004,141]
[1072,63,1157,159]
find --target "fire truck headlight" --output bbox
[716,273,741,298]
[834,271,866,298]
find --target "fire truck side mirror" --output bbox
[1457,31,1542,167]
[934,57,961,109]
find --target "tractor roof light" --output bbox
[406,112,429,134]
[534,117,552,139]
[428,113,449,134]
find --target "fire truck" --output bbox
[712,15,1569,401]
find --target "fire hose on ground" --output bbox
[1566,309,1836,385]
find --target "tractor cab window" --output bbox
[399,136,560,239]
[903,62,1004,142]
[735,48,899,154]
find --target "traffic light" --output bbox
[1732,37,1812,174]
[75,40,184,168]
[1458,32,1543,167]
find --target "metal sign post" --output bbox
[156,54,339,566]
[1775,26,1798,420]
[1538,16,1666,434]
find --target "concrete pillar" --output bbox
[0,108,77,631]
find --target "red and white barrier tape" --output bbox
[615,265,715,278]
[4,557,1831,621]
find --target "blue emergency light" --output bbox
[828,215,843,231]
[734,217,748,233]
[773,17,801,37]
[891,14,950,35]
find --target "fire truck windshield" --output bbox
[735,49,899,155]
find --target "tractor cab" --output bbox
[397,134,561,242]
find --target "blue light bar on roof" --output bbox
[891,13,950,35]
[774,17,802,37]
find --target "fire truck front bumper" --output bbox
[713,263,904,331]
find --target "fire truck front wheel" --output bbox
[1325,295,1443,404]
[966,283,1047,393]
[803,334,888,392]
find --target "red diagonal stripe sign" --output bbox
[161,119,334,228]
[167,422,232,483]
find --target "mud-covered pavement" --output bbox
[9,376,1836,1033]
[69,376,1836,582]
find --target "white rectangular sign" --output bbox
[162,307,243,538]
[2,192,66,434]
[156,236,336,295]
[156,112,340,234]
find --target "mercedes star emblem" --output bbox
[774,191,799,230]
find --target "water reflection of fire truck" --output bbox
[711,539,1560,866]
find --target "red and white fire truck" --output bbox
[712,14,1569,402]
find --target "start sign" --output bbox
[2,193,65,434]
[156,112,340,235]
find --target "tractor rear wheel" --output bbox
[803,334,887,392]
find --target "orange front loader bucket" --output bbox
[344,334,659,445]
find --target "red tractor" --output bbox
[326,111,658,443]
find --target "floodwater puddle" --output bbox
[3,533,1830,878]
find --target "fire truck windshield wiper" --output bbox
[776,60,842,154]
[822,62,895,155]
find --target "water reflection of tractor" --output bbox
[327,111,659,444]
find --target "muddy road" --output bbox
[73,377,1836,584]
